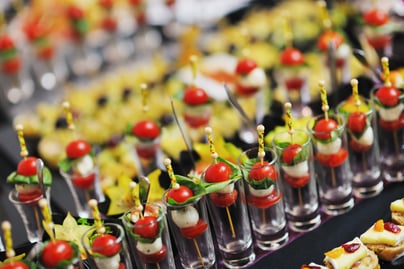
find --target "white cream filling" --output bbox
[379,103,403,121]
[316,138,341,155]
[171,205,199,228]
[93,253,121,269]
[238,68,267,88]
[281,161,309,178]
[136,237,163,255]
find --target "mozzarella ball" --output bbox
[379,103,403,121]
[217,182,234,194]
[74,155,94,175]
[171,206,199,228]
[94,253,121,269]
[15,184,40,194]
[239,68,267,88]
[353,127,374,146]
[248,185,274,197]
[316,138,341,155]
[136,237,163,255]
[282,161,309,178]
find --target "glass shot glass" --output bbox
[82,222,133,269]
[272,130,321,232]
[307,114,354,216]
[162,195,215,269]
[371,87,404,182]
[8,187,51,243]
[122,202,175,269]
[238,147,289,250]
[204,177,255,268]
[60,164,105,218]
[337,98,383,198]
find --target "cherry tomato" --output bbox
[180,219,208,239]
[131,120,160,140]
[72,172,95,189]
[375,86,401,106]
[92,234,121,257]
[101,17,117,31]
[0,35,15,50]
[316,149,348,168]
[135,144,158,159]
[248,161,276,181]
[24,23,46,41]
[135,12,147,25]
[99,0,114,9]
[347,112,367,133]
[349,139,371,152]
[282,144,302,164]
[17,157,38,176]
[317,30,344,51]
[366,35,391,49]
[313,118,338,140]
[204,162,232,183]
[138,245,167,263]
[235,58,257,75]
[285,77,305,91]
[133,216,159,239]
[67,5,85,19]
[183,86,209,105]
[379,114,404,131]
[280,47,304,66]
[18,188,42,203]
[183,113,210,128]
[66,139,92,159]
[118,263,127,269]
[41,240,73,268]
[235,84,259,97]
[283,173,310,188]
[363,9,389,26]
[0,261,29,269]
[247,190,281,209]
[166,185,194,203]
[209,189,238,207]
[2,58,21,74]
[129,0,144,6]
[38,46,54,60]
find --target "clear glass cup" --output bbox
[337,98,383,198]
[238,147,289,250]
[162,195,215,269]
[8,187,51,243]
[82,222,133,269]
[371,87,404,182]
[122,202,176,269]
[183,103,212,143]
[204,176,255,268]
[272,129,321,232]
[60,164,105,218]
[307,114,354,216]
[133,136,165,176]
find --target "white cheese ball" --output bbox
[336,44,350,59]
[74,155,94,175]
[217,182,234,194]
[94,253,121,269]
[239,68,266,88]
[15,184,40,194]
[171,205,199,228]
[352,127,374,146]
[316,138,341,155]
[136,237,163,255]
[248,185,274,197]
[281,161,309,178]
[379,103,404,121]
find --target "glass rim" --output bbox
[161,189,203,209]
[81,222,124,251]
[306,114,346,135]
[237,146,278,168]
[336,98,374,117]
[8,188,46,205]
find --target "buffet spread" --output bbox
[1,0,404,268]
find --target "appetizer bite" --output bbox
[391,198,404,226]
[323,237,379,269]
[360,219,404,262]
[234,56,266,97]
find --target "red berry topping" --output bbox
[280,47,305,66]
[131,120,160,140]
[363,9,389,26]
[341,243,361,253]
[183,86,209,105]
[204,162,232,183]
[384,222,401,233]
[375,85,401,106]
[66,139,92,159]
[17,157,38,176]
[317,30,344,51]
[235,58,257,75]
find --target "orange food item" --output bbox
[374,219,384,232]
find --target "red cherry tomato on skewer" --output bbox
[180,219,208,239]
[92,234,121,257]
[313,118,338,140]
[133,216,159,239]
[41,240,74,268]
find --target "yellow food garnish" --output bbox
[325,247,344,259]
[374,219,385,232]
